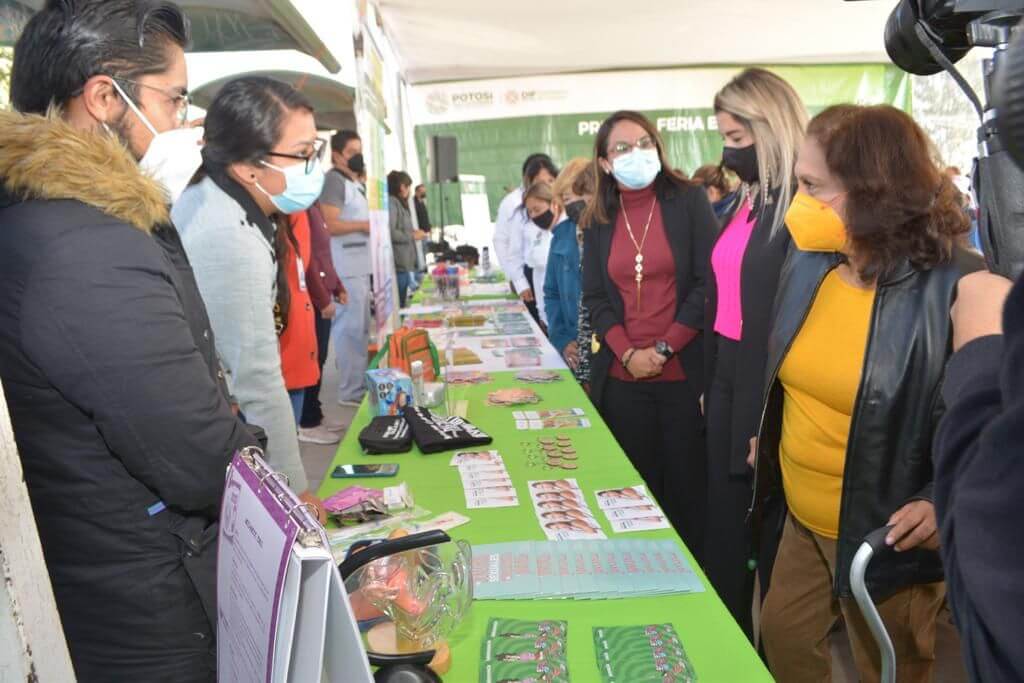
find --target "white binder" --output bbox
[217,448,374,683]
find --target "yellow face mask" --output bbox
[785,191,848,253]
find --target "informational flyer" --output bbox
[217,456,299,683]
[594,485,671,532]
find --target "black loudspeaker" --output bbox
[428,136,458,183]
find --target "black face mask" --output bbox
[533,209,555,230]
[721,144,759,184]
[565,200,586,224]
[347,153,366,175]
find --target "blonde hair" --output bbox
[551,157,593,203]
[523,180,554,208]
[714,68,809,234]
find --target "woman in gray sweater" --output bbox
[173,77,327,513]
[388,170,427,307]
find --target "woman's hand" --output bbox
[519,288,535,303]
[886,500,939,552]
[562,341,580,370]
[626,347,663,379]
[298,490,327,525]
[747,437,757,468]
[320,302,337,320]
[952,271,1013,351]
[336,290,349,306]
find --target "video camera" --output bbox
[880,0,1024,278]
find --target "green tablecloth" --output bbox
[320,370,773,682]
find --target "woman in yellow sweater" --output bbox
[750,105,981,682]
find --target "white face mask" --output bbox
[139,126,204,204]
[110,79,203,204]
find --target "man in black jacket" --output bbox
[414,183,432,231]
[0,2,256,680]
[934,270,1020,682]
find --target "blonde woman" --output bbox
[545,158,596,372]
[703,67,809,639]
[521,180,557,327]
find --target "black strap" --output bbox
[205,161,279,263]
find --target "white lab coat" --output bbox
[523,222,553,325]
[493,187,531,293]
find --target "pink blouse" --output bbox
[711,201,756,341]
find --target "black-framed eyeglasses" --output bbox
[114,77,191,126]
[267,139,328,175]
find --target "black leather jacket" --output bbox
[750,247,982,598]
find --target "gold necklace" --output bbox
[620,195,657,310]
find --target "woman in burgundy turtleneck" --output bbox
[581,111,716,560]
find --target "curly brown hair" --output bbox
[821,105,969,281]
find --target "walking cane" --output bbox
[849,525,897,683]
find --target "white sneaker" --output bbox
[338,399,363,408]
[298,426,341,445]
[321,418,347,433]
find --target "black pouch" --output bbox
[358,416,413,454]
[402,406,493,454]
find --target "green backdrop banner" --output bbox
[414,64,911,224]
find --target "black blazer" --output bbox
[415,196,431,230]
[703,190,792,476]
[582,181,717,406]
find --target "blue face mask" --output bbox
[258,160,326,214]
[611,148,661,190]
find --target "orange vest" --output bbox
[279,212,320,391]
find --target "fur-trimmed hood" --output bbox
[0,110,169,232]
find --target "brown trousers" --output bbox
[761,515,945,683]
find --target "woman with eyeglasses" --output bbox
[172,76,328,518]
[581,110,716,558]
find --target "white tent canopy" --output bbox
[378,0,896,84]
[192,68,356,131]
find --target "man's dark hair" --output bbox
[415,184,425,192]
[523,155,559,186]
[521,152,553,177]
[11,0,190,115]
[332,129,361,154]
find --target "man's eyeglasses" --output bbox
[114,78,191,127]
[267,139,328,175]
[610,136,656,157]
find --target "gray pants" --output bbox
[331,274,371,403]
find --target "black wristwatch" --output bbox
[655,340,674,360]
